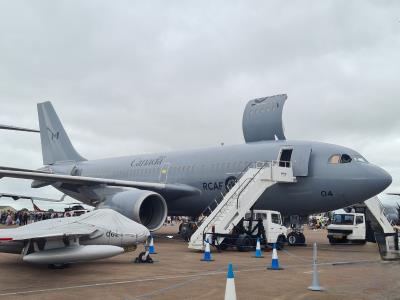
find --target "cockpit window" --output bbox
[328,154,352,164]
[340,154,352,163]
[328,154,341,164]
[353,156,368,163]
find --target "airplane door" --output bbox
[278,145,311,176]
[291,145,312,177]
[159,162,170,184]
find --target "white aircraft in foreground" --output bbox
[0,209,150,268]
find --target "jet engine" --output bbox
[102,190,168,231]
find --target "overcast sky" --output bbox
[1,1,400,209]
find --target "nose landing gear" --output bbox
[133,236,154,264]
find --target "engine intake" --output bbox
[103,190,167,231]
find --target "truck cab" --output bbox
[327,213,366,244]
[243,210,287,244]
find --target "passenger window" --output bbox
[341,154,352,163]
[354,156,368,163]
[356,216,364,224]
[328,154,341,164]
[271,214,281,224]
[259,213,267,220]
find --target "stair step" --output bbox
[189,162,296,249]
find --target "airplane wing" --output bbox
[0,219,97,241]
[0,165,50,173]
[0,169,201,197]
[0,192,65,202]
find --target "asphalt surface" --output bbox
[0,225,399,300]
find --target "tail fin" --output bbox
[37,101,86,165]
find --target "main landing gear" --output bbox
[287,231,306,246]
[287,215,306,246]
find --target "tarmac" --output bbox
[0,225,399,300]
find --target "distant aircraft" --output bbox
[0,209,149,268]
[0,95,392,245]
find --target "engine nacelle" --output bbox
[102,190,168,231]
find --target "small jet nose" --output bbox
[138,226,151,243]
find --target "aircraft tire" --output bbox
[298,232,306,244]
[179,222,196,242]
[48,263,70,269]
[135,251,154,263]
[287,232,298,246]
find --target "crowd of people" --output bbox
[308,214,331,229]
[0,210,77,226]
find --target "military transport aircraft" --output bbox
[0,95,392,243]
[0,208,150,267]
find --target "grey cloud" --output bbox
[1,0,400,204]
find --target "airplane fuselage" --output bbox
[51,139,391,218]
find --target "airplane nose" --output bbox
[367,165,392,194]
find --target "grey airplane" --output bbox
[0,95,392,234]
[0,209,150,267]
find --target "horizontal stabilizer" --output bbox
[0,124,39,133]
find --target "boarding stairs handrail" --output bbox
[364,197,395,234]
[188,160,296,250]
[195,161,291,227]
[195,161,262,227]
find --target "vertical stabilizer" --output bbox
[37,102,86,165]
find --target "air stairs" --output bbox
[188,161,297,250]
[364,197,400,260]
[348,197,400,260]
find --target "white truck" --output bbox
[327,213,366,244]
[213,209,288,251]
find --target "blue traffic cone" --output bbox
[224,263,237,300]
[148,235,157,254]
[201,239,214,261]
[267,243,283,270]
[253,238,264,258]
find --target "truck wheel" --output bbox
[328,236,336,244]
[276,235,286,250]
[287,232,298,246]
[298,232,306,244]
[236,236,252,252]
[216,239,229,251]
